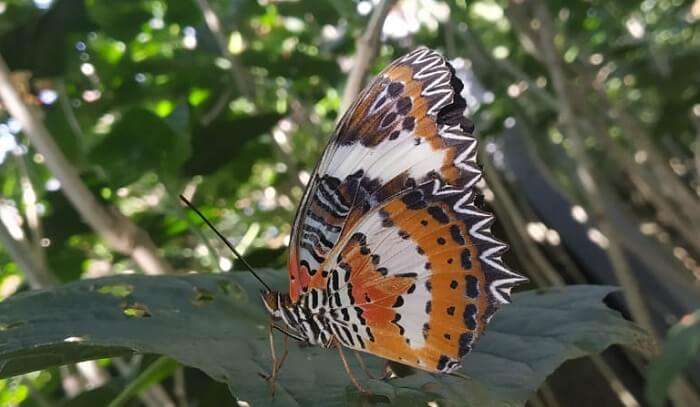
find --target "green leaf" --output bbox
[646,310,700,407]
[89,108,190,188]
[0,274,649,406]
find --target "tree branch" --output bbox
[459,23,559,110]
[194,0,255,100]
[0,54,173,275]
[0,209,58,288]
[577,61,700,229]
[528,0,658,338]
[521,7,700,404]
[56,79,86,155]
[339,0,397,116]
[481,147,565,286]
[506,1,700,235]
[14,151,48,269]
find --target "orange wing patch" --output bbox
[364,198,490,372]
[315,189,496,373]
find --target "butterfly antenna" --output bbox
[179,194,273,293]
[272,324,304,342]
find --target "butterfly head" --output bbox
[261,290,328,345]
[260,290,290,320]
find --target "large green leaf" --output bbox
[0,274,648,406]
[646,309,700,406]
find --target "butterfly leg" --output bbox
[335,339,370,394]
[352,350,376,379]
[276,331,289,373]
[265,320,280,396]
[261,323,292,396]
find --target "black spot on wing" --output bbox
[402,116,415,131]
[437,355,450,371]
[388,81,404,97]
[450,224,465,245]
[461,249,472,269]
[465,275,479,298]
[463,304,477,330]
[397,97,412,115]
[427,206,450,224]
[342,326,355,346]
[391,313,404,334]
[402,190,426,209]
[311,290,319,309]
[380,112,397,128]
[354,306,366,324]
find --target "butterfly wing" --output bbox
[310,180,526,373]
[288,47,527,372]
[288,48,482,302]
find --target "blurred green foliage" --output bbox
[0,0,698,405]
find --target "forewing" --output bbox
[288,48,481,301]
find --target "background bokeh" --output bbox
[0,0,699,405]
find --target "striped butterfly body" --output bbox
[262,47,527,374]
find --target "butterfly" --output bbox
[257,47,528,383]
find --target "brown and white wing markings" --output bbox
[290,48,472,300]
[304,174,526,373]
[284,47,529,373]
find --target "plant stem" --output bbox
[0,206,57,288]
[0,54,173,275]
[338,0,397,116]
[194,0,255,100]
